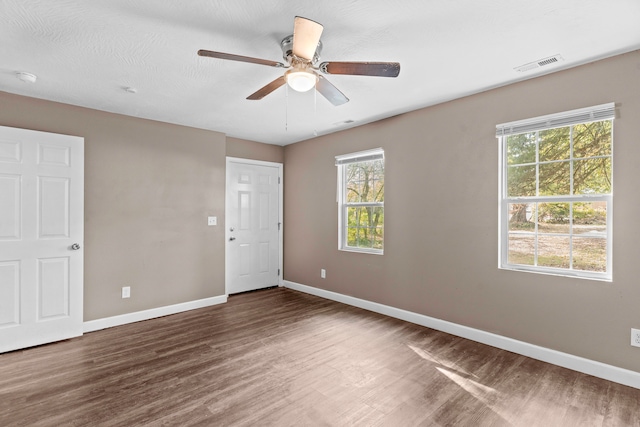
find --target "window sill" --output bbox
[499,264,611,282]
[339,247,384,255]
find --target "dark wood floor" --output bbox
[1,288,639,426]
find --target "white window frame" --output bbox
[497,103,615,281]
[336,148,384,255]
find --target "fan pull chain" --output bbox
[285,84,289,132]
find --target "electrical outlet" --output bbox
[632,328,640,347]
[207,216,217,226]
[122,286,131,299]
[321,269,326,279]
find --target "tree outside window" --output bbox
[336,149,384,254]
[498,103,614,280]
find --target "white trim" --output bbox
[283,280,640,390]
[225,157,284,292]
[496,102,615,137]
[83,295,227,333]
[226,156,282,169]
[335,147,384,165]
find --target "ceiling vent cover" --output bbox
[515,54,564,72]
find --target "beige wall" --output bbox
[226,137,284,163]
[2,50,638,374]
[283,50,640,373]
[0,92,227,321]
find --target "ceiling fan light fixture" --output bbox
[285,68,317,92]
[198,16,399,105]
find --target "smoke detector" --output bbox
[16,72,37,83]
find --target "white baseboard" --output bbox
[83,295,227,333]
[283,280,640,390]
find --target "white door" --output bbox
[0,126,84,353]
[226,158,282,294]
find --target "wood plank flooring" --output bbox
[1,288,639,426]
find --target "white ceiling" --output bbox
[1,1,639,145]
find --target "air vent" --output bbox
[515,54,564,73]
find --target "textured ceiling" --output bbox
[1,0,639,145]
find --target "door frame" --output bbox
[225,157,283,296]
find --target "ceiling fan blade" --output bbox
[246,76,287,100]
[198,50,286,68]
[316,75,349,106]
[319,61,401,77]
[292,16,323,60]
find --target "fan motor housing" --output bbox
[281,35,322,64]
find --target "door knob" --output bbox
[70,243,81,250]
[229,237,236,241]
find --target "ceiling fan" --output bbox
[198,16,400,106]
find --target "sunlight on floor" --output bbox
[436,367,499,398]
[407,344,477,378]
[436,367,523,425]
[408,343,530,425]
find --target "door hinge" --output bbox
[278,177,281,184]
[278,222,281,230]
[277,269,280,276]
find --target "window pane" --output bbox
[573,121,612,158]
[507,133,536,165]
[500,113,612,278]
[572,237,607,272]
[347,226,365,247]
[537,202,570,233]
[539,127,570,162]
[346,206,383,249]
[508,203,535,231]
[573,157,611,195]
[346,160,384,203]
[508,234,535,265]
[346,163,364,202]
[507,165,536,197]
[373,224,384,249]
[370,160,384,203]
[347,227,355,246]
[573,202,607,235]
[538,235,570,269]
[539,161,570,196]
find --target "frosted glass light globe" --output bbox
[285,68,317,92]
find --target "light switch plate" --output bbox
[208,216,217,226]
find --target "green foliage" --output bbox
[506,121,612,198]
[507,132,536,165]
[509,202,606,228]
[573,202,606,225]
[345,160,384,249]
[346,207,383,249]
[505,121,612,273]
[539,202,569,224]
